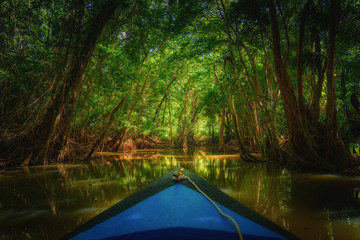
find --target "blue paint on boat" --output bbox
[64,169,299,240]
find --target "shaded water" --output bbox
[0,148,360,239]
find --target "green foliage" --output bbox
[1,0,360,164]
[349,143,360,156]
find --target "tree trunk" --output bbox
[168,94,174,147]
[83,97,124,161]
[326,0,339,148]
[269,0,301,141]
[225,113,231,143]
[230,95,257,162]
[297,0,311,117]
[311,30,326,120]
[214,65,225,151]
[325,0,355,168]
[34,1,121,163]
[219,105,225,151]
[127,67,151,121]
[153,69,178,123]
[269,0,321,166]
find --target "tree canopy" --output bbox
[1,0,360,171]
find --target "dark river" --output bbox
[0,148,360,239]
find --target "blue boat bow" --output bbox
[63,169,299,240]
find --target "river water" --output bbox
[0,148,360,239]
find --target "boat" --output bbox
[63,168,299,240]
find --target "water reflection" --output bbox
[0,148,359,239]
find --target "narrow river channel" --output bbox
[1,148,360,239]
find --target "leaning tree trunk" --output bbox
[83,98,125,161]
[230,95,257,162]
[34,1,121,164]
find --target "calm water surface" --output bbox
[0,148,360,239]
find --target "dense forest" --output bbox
[1,0,360,172]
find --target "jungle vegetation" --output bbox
[1,0,360,171]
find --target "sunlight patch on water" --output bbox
[74,207,106,214]
[201,154,241,159]
[0,209,51,221]
[74,178,106,183]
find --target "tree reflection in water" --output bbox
[0,148,359,239]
